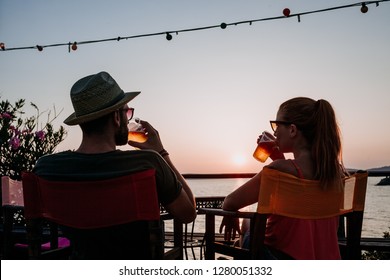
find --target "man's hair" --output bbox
[79,112,114,135]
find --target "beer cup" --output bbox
[128,118,148,143]
[253,131,277,162]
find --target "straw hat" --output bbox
[64,71,140,125]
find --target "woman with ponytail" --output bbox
[220,97,347,259]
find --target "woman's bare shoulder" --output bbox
[267,159,296,176]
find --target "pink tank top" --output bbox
[264,160,341,259]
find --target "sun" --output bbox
[232,154,247,166]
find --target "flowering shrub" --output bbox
[0,99,67,180]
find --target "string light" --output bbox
[283,8,291,17]
[361,3,369,12]
[1,0,388,53]
[166,33,173,41]
[71,42,77,51]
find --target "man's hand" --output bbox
[128,120,164,152]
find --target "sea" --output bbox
[186,176,390,238]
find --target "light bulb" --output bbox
[71,42,77,51]
[361,3,368,13]
[283,8,291,17]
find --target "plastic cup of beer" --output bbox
[253,131,277,163]
[128,118,148,143]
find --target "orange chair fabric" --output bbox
[256,167,366,218]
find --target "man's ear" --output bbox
[113,110,121,127]
[290,124,298,137]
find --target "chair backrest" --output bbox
[2,176,24,207]
[251,168,368,259]
[256,167,365,217]
[338,170,368,259]
[199,169,368,260]
[349,170,368,212]
[2,176,28,259]
[22,169,165,259]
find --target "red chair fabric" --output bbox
[22,169,160,229]
[21,169,168,259]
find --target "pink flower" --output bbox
[35,130,46,141]
[1,112,12,119]
[8,125,17,133]
[13,128,21,136]
[9,137,20,150]
[22,129,31,134]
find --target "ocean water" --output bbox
[187,176,390,238]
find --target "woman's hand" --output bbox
[219,217,241,242]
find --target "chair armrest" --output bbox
[198,208,256,219]
[160,212,174,221]
[199,208,258,260]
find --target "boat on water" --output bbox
[376,176,390,186]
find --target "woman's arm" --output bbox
[222,172,262,211]
[220,172,262,241]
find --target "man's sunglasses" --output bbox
[121,108,134,122]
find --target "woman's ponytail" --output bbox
[311,99,343,188]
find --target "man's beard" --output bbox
[115,115,128,146]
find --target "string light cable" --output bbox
[1,0,388,53]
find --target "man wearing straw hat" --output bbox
[33,72,196,256]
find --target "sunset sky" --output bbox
[1,0,389,174]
